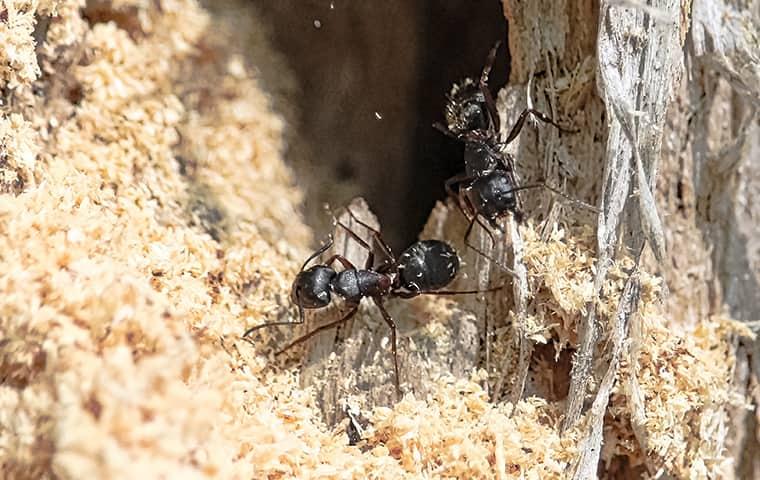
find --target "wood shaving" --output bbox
[0,1,745,479]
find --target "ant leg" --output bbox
[335,221,377,270]
[372,297,401,399]
[479,41,500,87]
[444,182,514,276]
[463,215,479,249]
[462,211,518,276]
[343,206,395,267]
[463,213,497,254]
[323,254,357,271]
[487,217,507,235]
[502,108,575,146]
[473,215,501,251]
[445,174,477,223]
[479,42,501,133]
[445,172,476,199]
[461,190,496,252]
[433,121,459,139]
[274,306,359,356]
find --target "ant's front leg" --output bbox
[274,306,360,356]
[343,206,395,270]
[335,221,377,270]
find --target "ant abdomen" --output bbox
[397,240,460,292]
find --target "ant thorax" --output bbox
[463,138,507,177]
[332,269,392,303]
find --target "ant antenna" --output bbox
[507,183,600,214]
[466,241,518,277]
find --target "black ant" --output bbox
[436,42,591,252]
[243,207,497,397]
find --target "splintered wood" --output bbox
[0,0,757,479]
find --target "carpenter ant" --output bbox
[436,43,592,251]
[243,207,497,397]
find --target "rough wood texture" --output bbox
[684,1,760,477]
[564,0,681,436]
[572,264,641,479]
[502,0,759,477]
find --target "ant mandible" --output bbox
[244,206,494,398]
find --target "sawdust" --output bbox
[0,1,748,479]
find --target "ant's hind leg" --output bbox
[372,298,401,399]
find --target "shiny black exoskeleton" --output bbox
[444,78,492,137]
[396,240,459,294]
[436,42,569,246]
[243,208,487,397]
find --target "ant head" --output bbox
[291,265,336,309]
[445,79,491,136]
[397,240,460,293]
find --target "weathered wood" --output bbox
[687,1,760,477]
[502,0,760,476]
[572,262,641,479]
